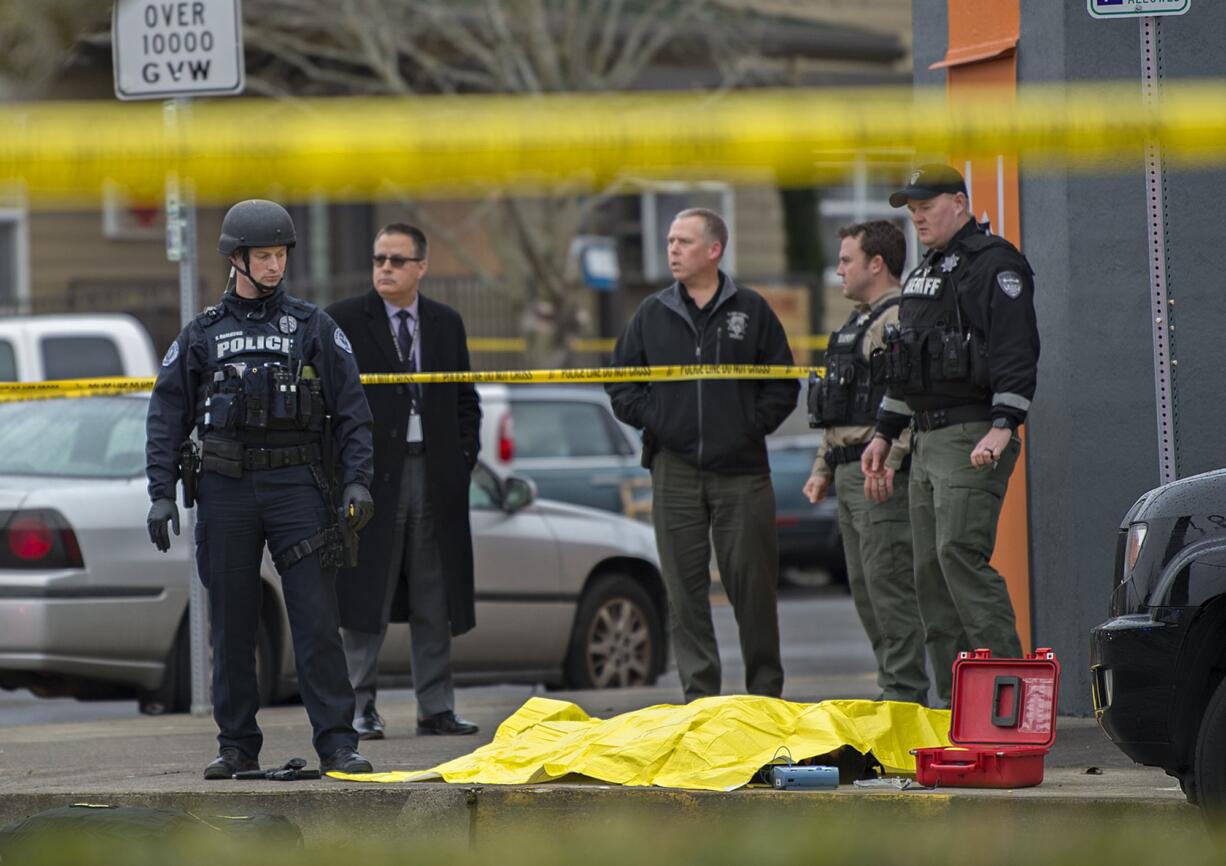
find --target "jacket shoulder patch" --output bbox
[996,271,1025,299]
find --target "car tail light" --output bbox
[497,411,514,463]
[0,509,85,569]
[776,516,800,528]
[1123,522,1148,579]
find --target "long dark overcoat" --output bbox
[326,289,481,636]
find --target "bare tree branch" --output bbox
[591,0,628,81]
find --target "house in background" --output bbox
[0,0,911,363]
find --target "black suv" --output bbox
[1091,468,1226,808]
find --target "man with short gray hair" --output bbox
[607,208,798,702]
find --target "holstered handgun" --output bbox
[178,440,200,508]
[338,506,360,569]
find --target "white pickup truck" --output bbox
[0,314,158,382]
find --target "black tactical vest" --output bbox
[194,294,325,441]
[882,232,1013,403]
[809,298,899,428]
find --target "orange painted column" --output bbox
[931,0,1032,652]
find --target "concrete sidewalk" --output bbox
[0,679,1195,844]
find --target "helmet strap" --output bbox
[231,248,286,296]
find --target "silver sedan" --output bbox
[0,395,668,714]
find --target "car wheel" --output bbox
[1193,676,1226,810]
[138,617,275,714]
[140,618,190,715]
[564,573,664,689]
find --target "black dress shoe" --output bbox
[320,745,373,774]
[416,710,479,736]
[203,747,259,780]
[354,701,385,740]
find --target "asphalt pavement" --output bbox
[0,591,1198,845]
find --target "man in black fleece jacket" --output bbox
[606,207,799,701]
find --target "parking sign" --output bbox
[112,0,245,100]
[1088,0,1190,18]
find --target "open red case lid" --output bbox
[948,648,1060,749]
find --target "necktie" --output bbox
[395,310,421,412]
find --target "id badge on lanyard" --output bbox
[393,313,424,443]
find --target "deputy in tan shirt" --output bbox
[803,221,928,705]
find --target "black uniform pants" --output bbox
[195,463,357,760]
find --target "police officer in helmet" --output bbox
[145,199,378,778]
[861,165,1039,708]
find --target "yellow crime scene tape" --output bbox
[0,365,826,402]
[5,82,1226,206]
[468,336,828,353]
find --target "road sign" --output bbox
[112,0,245,100]
[1088,0,1190,19]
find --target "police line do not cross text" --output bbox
[112,0,245,101]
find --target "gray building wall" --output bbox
[912,2,1226,714]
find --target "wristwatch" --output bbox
[991,417,1015,431]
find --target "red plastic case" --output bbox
[912,647,1060,789]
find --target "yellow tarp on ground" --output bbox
[331,696,951,792]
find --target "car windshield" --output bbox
[0,396,148,479]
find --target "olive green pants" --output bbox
[651,449,784,702]
[834,460,928,705]
[909,421,1022,706]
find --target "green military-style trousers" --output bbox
[909,421,1023,706]
[834,460,928,705]
[651,449,784,702]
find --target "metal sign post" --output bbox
[1140,16,1179,486]
[165,98,211,716]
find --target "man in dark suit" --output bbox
[326,223,482,737]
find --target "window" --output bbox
[40,336,124,380]
[0,205,29,314]
[0,396,146,478]
[469,465,500,510]
[0,339,14,382]
[510,401,622,459]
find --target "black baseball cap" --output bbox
[889,164,967,208]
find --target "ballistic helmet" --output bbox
[218,200,297,256]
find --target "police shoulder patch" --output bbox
[333,327,353,354]
[996,271,1024,299]
[161,341,180,367]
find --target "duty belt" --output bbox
[824,443,867,467]
[242,443,321,470]
[826,442,912,473]
[912,405,991,433]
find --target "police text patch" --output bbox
[334,328,353,354]
[996,271,1024,299]
[161,341,180,367]
[215,334,294,359]
[903,267,943,298]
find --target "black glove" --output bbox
[341,483,374,532]
[147,498,180,552]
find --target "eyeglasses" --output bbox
[372,254,424,268]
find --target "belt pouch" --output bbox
[202,439,244,478]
